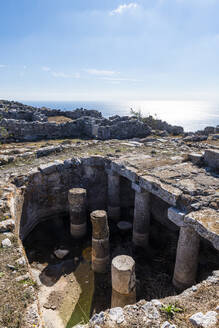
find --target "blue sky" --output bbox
[0,0,219,101]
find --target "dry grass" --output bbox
[161,283,219,327]
[48,116,73,123]
[0,236,36,328]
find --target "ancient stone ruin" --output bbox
[2,147,217,327]
[0,101,218,328]
[0,100,185,142]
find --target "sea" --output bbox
[24,100,219,132]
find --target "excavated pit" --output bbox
[14,157,219,327]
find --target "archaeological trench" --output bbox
[0,102,218,328]
[0,145,217,328]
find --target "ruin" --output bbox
[111,255,136,308]
[0,102,218,327]
[4,147,217,327]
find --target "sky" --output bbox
[0,0,219,101]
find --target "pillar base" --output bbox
[111,289,136,308]
[172,226,200,291]
[111,255,136,295]
[172,277,196,291]
[70,222,87,239]
[92,255,109,273]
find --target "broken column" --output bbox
[90,210,109,273]
[68,188,87,239]
[132,184,150,248]
[111,255,136,308]
[173,226,200,290]
[107,170,120,221]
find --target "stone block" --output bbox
[0,219,15,232]
[204,149,219,170]
[168,207,185,227]
[189,311,218,327]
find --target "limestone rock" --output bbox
[161,322,177,328]
[188,153,203,165]
[189,311,218,327]
[16,256,26,266]
[204,149,219,170]
[90,311,105,326]
[109,307,125,324]
[0,219,15,232]
[54,249,69,259]
[1,238,12,248]
[141,302,160,320]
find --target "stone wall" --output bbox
[0,117,95,141]
[15,157,108,240]
[0,100,187,142]
[0,116,152,142]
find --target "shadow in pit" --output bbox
[39,260,77,287]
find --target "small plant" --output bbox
[130,107,143,120]
[0,272,4,278]
[18,278,37,287]
[161,304,183,317]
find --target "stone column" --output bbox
[132,185,150,248]
[90,210,109,273]
[173,226,200,290]
[107,171,120,221]
[111,255,136,307]
[68,188,87,239]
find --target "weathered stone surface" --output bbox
[161,321,177,328]
[0,219,15,232]
[91,210,109,273]
[139,175,182,206]
[0,100,188,142]
[54,249,69,259]
[204,149,219,170]
[184,135,208,142]
[16,256,26,266]
[168,207,186,227]
[111,255,136,295]
[173,226,200,290]
[36,145,62,158]
[184,209,219,250]
[204,126,216,135]
[189,311,218,327]
[188,153,203,165]
[108,307,125,324]
[212,134,219,140]
[1,237,12,248]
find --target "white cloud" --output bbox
[101,77,141,82]
[51,71,70,78]
[42,66,51,72]
[42,66,80,78]
[110,3,138,15]
[85,69,117,76]
[51,71,80,79]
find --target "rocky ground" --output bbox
[0,133,218,328]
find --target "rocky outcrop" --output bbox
[0,100,186,142]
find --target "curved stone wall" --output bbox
[17,157,108,241]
